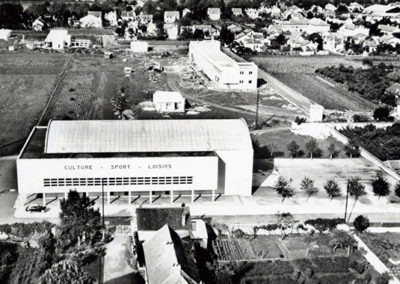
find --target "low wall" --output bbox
[292,122,400,182]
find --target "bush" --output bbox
[374,106,392,122]
[354,215,370,233]
[353,114,370,122]
[305,218,344,233]
[0,222,54,239]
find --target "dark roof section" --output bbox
[136,207,192,231]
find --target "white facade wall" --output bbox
[17,156,218,195]
[216,150,253,196]
[189,41,258,90]
[154,101,185,112]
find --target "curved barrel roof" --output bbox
[45,119,252,154]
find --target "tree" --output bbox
[329,230,357,253]
[354,215,370,233]
[373,106,391,122]
[111,88,130,119]
[327,141,337,159]
[305,138,321,159]
[57,191,102,252]
[395,182,400,198]
[347,177,366,202]
[274,176,295,202]
[372,174,390,198]
[324,179,341,200]
[220,25,234,46]
[300,177,318,200]
[287,140,300,158]
[38,259,94,284]
[344,139,360,158]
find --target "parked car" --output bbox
[25,204,46,213]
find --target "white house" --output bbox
[349,2,364,12]
[325,3,337,13]
[164,11,180,24]
[0,29,11,41]
[121,11,135,22]
[130,40,148,52]
[165,23,178,39]
[207,8,221,21]
[236,31,266,52]
[105,11,118,26]
[80,14,102,28]
[153,91,185,112]
[245,8,259,19]
[32,18,45,31]
[231,8,243,17]
[309,104,324,122]
[44,29,71,50]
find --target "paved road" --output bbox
[222,48,314,113]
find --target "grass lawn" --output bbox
[253,129,347,159]
[272,73,375,111]
[0,52,69,155]
[249,55,375,111]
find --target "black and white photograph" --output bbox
[0,0,400,283]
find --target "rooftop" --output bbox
[153,91,184,103]
[190,40,238,68]
[44,119,252,154]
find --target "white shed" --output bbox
[45,29,71,50]
[0,29,11,41]
[309,104,324,122]
[153,91,185,112]
[130,40,148,52]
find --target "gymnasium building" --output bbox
[17,119,253,205]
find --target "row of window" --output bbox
[239,80,253,84]
[43,176,194,187]
[240,71,253,75]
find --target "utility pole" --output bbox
[255,89,260,129]
[344,180,349,222]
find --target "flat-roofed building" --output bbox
[189,40,258,90]
[17,119,253,207]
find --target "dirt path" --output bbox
[167,73,298,119]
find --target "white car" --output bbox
[25,204,46,213]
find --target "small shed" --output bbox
[153,91,185,113]
[130,40,148,52]
[309,104,324,122]
[0,29,11,41]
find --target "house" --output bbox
[227,23,243,34]
[235,31,266,52]
[44,29,71,50]
[231,8,243,17]
[245,8,259,19]
[348,2,363,12]
[121,11,135,22]
[139,14,153,24]
[70,39,91,49]
[32,18,45,31]
[182,8,191,17]
[270,5,281,17]
[142,224,201,284]
[165,23,179,39]
[269,18,330,34]
[153,91,185,112]
[130,40,148,52]
[380,35,400,47]
[207,8,221,21]
[386,83,400,96]
[0,29,11,41]
[79,14,102,28]
[378,24,400,35]
[105,11,118,26]
[164,11,180,24]
[325,3,337,13]
[88,11,102,18]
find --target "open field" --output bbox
[249,55,375,111]
[272,73,376,111]
[0,52,69,155]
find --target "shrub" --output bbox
[305,218,344,233]
[354,215,370,233]
[372,174,390,198]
